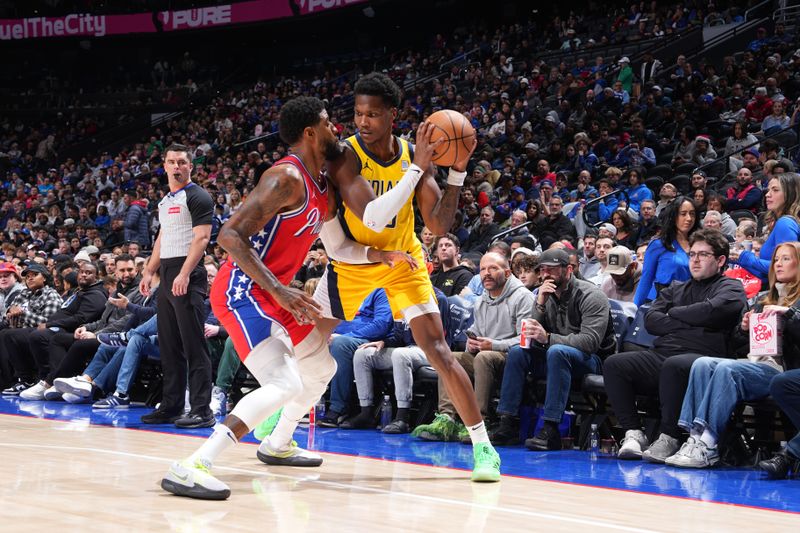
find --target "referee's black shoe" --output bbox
[175,410,216,429]
[141,407,183,425]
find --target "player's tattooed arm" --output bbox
[217,165,321,321]
[415,175,461,235]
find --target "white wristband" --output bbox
[447,168,467,187]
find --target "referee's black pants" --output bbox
[157,258,211,416]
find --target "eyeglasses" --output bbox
[688,251,716,260]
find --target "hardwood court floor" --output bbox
[0,411,798,532]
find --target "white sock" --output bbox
[189,424,237,465]
[467,420,490,445]
[699,428,717,449]
[266,410,300,451]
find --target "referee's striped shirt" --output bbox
[157,182,213,259]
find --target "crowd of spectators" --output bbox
[1,0,800,477]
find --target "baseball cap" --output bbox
[539,179,553,189]
[511,247,535,260]
[21,263,49,278]
[605,246,633,275]
[692,169,707,178]
[618,56,630,64]
[695,134,711,144]
[599,223,618,237]
[74,251,92,263]
[744,147,760,158]
[82,245,100,255]
[511,186,525,196]
[0,262,19,279]
[63,218,75,226]
[525,142,538,151]
[537,249,569,267]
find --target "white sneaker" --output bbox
[209,386,227,418]
[665,437,720,469]
[53,376,93,398]
[20,381,48,401]
[256,439,323,467]
[43,386,62,401]
[63,392,89,404]
[617,429,648,460]
[161,458,231,500]
[643,433,681,464]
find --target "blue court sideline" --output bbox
[3,396,799,515]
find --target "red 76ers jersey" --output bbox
[245,154,328,285]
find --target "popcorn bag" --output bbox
[749,312,783,357]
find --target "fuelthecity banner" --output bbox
[0,0,367,41]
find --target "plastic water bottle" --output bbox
[314,399,326,422]
[589,424,599,456]
[379,395,392,429]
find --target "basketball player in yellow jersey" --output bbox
[315,72,501,482]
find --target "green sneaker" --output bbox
[471,442,501,482]
[254,408,283,441]
[458,424,470,444]
[412,413,461,442]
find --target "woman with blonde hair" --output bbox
[664,241,800,468]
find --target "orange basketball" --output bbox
[427,109,476,167]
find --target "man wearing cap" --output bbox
[691,170,707,192]
[0,263,23,318]
[0,264,63,393]
[725,167,762,214]
[617,57,633,94]
[13,262,107,400]
[490,249,615,448]
[691,135,717,166]
[600,246,640,302]
[741,147,763,174]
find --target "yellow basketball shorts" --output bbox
[315,249,435,321]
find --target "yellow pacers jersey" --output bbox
[339,133,421,255]
[327,133,433,320]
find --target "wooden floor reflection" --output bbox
[0,416,797,532]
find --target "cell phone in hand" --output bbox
[465,331,478,339]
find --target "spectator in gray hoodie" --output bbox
[428,252,535,435]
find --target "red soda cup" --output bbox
[520,318,536,349]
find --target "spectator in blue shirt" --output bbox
[634,197,699,306]
[731,173,800,284]
[623,167,653,214]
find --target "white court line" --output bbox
[0,441,656,533]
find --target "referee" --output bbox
[139,143,214,428]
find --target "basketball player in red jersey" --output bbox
[161,96,442,500]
